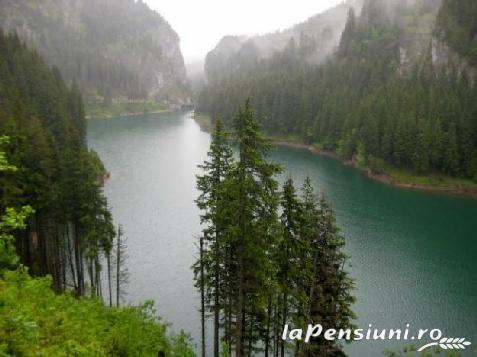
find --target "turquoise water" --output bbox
[88,112,477,356]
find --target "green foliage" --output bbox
[356,141,367,168]
[0,206,33,271]
[0,137,33,271]
[368,155,386,174]
[0,137,16,172]
[0,270,194,356]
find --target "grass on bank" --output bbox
[86,100,168,119]
[193,113,213,131]
[384,166,477,190]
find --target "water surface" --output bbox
[88,112,477,356]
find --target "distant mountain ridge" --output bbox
[0,0,191,107]
[204,0,363,83]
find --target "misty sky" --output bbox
[144,0,343,63]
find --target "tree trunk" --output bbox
[213,238,220,357]
[236,250,244,357]
[107,252,112,307]
[247,315,253,356]
[280,290,288,357]
[65,226,77,292]
[73,223,83,296]
[116,227,121,307]
[265,299,272,357]
[274,304,279,357]
[200,237,206,357]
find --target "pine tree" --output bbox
[0,31,115,295]
[277,177,307,357]
[303,184,355,356]
[230,99,281,356]
[195,118,234,356]
[68,80,86,144]
[195,102,357,356]
[442,123,459,175]
[199,235,206,357]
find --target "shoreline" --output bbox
[272,140,477,199]
[192,114,477,199]
[193,112,213,132]
[86,109,172,120]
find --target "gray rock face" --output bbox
[0,0,191,105]
[432,37,475,84]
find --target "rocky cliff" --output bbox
[0,0,191,106]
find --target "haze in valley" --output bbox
[144,0,343,63]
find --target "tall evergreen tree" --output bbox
[277,177,308,357]
[302,180,355,356]
[195,118,234,357]
[230,99,281,356]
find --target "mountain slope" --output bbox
[198,0,477,184]
[0,0,190,106]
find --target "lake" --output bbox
[88,111,477,356]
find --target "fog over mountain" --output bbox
[204,0,363,83]
[0,0,191,106]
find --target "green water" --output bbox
[88,112,477,356]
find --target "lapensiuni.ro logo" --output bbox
[282,324,472,352]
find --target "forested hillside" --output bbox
[0,0,191,107]
[0,28,113,295]
[198,0,477,183]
